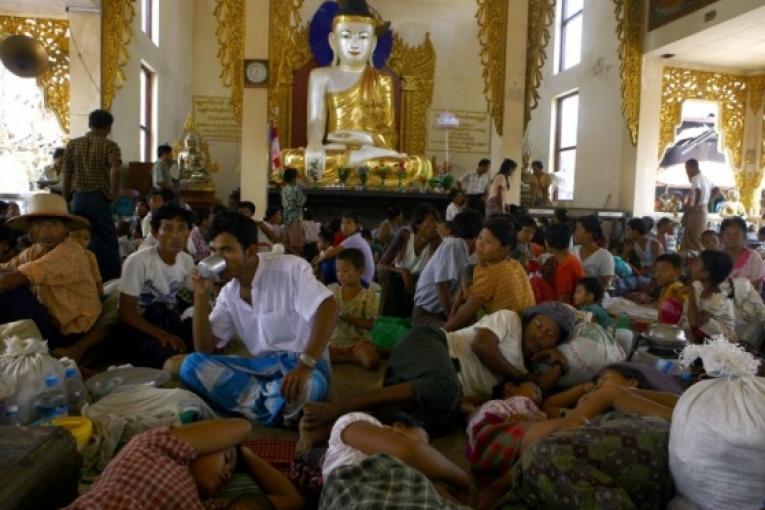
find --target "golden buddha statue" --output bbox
[281,0,431,186]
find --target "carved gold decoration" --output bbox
[476,0,508,136]
[101,0,136,110]
[613,0,644,145]
[388,33,436,156]
[172,114,221,174]
[268,3,435,156]
[524,0,555,131]
[749,75,765,114]
[214,0,245,125]
[733,170,762,214]
[0,16,70,133]
[659,67,747,170]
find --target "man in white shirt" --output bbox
[117,204,195,368]
[177,212,338,426]
[151,145,175,193]
[459,159,491,212]
[681,158,712,252]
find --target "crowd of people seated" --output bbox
[1,131,764,509]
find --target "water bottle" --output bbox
[34,375,69,424]
[655,358,691,385]
[4,404,21,426]
[63,367,87,415]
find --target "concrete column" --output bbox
[240,0,270,215]
[67,10,101,136]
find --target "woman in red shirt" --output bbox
[531,223,585,304]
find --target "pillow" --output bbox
[557,321,626,387]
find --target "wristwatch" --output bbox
[299,353,317,369]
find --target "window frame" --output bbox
[139,64,154,162]
[553,90,579,200]
[141,0,158,45]
[558,0,583,73]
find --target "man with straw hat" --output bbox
[0,194,102,350]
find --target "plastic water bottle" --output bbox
[34,375,69,424]
[63,368,87,415]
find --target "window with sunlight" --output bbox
[655,100,731,212]
[0,67,65,194]
[558,0,583,73]
[141,0,159,45]
[553,91,579,201]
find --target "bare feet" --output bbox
[301,401,341,430]
[163,354,188,378]
[296,415,331,455]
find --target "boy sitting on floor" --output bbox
[117,204,195,368]
[0,194,102,353]
[328,248,381,370]
[65,418,304,510]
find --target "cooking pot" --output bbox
[641,323,687,351]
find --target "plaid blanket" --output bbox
[319,453,468,510]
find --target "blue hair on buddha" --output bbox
[309,0,393,69]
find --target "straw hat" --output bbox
[6,193,89,231]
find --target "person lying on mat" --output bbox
[66,418,304,510]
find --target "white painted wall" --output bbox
[110,0,194,165]
[67,11,101,137]
[525,0,635,210]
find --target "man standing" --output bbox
[531,160,552,206]
[681,159,712,252]
[38,147,65,190]
[460,159,491,212]
[152,145,175,193]
[176,212,338,426]
[63,109,122,281]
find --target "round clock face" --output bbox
[246,61,268,84]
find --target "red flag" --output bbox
[271,124,282,172]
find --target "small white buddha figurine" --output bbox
[720,188,747,218]
[177,132,210,183]
[281,0,430,185]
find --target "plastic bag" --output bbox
[557,322,626,387]
[370,316,411,350]
[0,337,65,424]
[669,337,765,510]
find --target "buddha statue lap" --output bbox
[281,0,431,186]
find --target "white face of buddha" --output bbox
[330,20,377,67]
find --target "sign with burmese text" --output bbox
[427,109,491,155]
[192,96,241,142]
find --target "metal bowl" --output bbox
[642,323,687,351]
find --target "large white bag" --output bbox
[557,321,626,387]
[0,337,65,424]
[669,338,765,510]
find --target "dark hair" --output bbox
[238,201,256,215]
[508,205,528,217]
[627,218,647,236]
[440,220,455,234]
[360,227,373,240]
[0,222,15,249]
[719,216,747,235]
[698,250,733,286]
[52,148,65,159]
[342,211,361,225]
[553,208,569,224]
[265,206,281,221]
[531,160,544,171]
[657,217,673,227]
[655,253,683,270]
[597,364,650,390]
[228,189,241,201]
[545,223,571,250]
[283,168,298,184]
[577,277,604,303]
[483,216,516,247]
[147,188,166,201]
[518,216,537,231]
[328,218,342,233]
[490,379,541,400]
[452,208,484,239]
[116,220,131,237]
[497,158,517,176]
[207,211,259,248]
[337,247,366,269]
[576,215,604,242]
[447,188,464,202]
[368,409,424,430]
[759,226,765,236]
[642,216,655,232]
[318,227,334,243]
[192,208,211,227]
[150,204,194,231]
[411,203,439,229]
[701,229,719,239]
[212,205,227,216]
[157,144,172,159]
[385,206,402,221]
[88,109,114,130]
[478,158,491,168]
[685,158,699,169]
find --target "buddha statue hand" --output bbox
[347,146,407,167]
[326,129,376,146]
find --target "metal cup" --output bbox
[197,254,226,279]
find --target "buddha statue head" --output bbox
[184,132,199,153]
[328,0,390,68]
